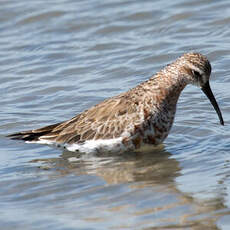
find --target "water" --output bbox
[1,0,230,229]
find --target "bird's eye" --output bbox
[192,70,201,78]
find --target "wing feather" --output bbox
[8,90,145,144]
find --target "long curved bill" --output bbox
[201,81,224,125]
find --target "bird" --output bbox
[8,52,224,154]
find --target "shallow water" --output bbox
[1,0,230,229]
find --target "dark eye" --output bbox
[192,70,201,78]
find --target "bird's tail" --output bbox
[7,122,62,142]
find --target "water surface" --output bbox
[1,0,230,229]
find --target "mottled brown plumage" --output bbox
[8,52,224,153]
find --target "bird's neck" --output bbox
[144,67,189,109]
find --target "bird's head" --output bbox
[180,52,224,125]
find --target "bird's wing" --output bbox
[8,91,145,144]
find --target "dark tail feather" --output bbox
[7,122,62,142]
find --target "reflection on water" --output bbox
[43,146,179,185]
[27,147,229,229]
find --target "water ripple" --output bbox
[1,0,230,229]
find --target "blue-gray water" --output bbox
[1,0,230,229]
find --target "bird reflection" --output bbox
[46,145,181,185]
[31,147,225,229]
